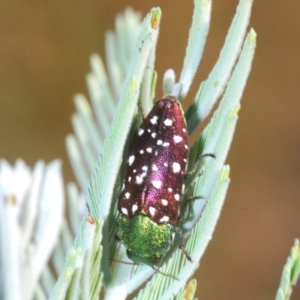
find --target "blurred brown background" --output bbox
[1,0,299,299]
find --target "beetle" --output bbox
[117,95,189,266]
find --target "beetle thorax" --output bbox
[118,213,172,265]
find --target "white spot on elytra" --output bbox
[121,207,128,215]
[128,176,131,182]
[172,162,181,173]
[150,115,159,125]
[125,192,130,199]
[152,180,162,189]
[168,187,173,192]
[136,175,143,184]
[161,199,168,206]
[148,129,151,133]
[164,118,173,126]
[174,194,180,201]
[151,132,157,138]
[138,128,144,136]
[155,151,158,156]
[132,204,138,213]
[149,206,156,216]
[184,144,188,149]
[140,150,144,154]
[162,142,170,147]
[142,166,148,171]
[183,128,186,132]
[157,140,162,145]
[164,162,168,167]
[183,158,187,162]
[173,135,183,143]
[182,184,185,194]
[133,169,136,173]
[160,215,170,222]
[146,147,152,153]
[152,164,158,171]
[128,155,135,166]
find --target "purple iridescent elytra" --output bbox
[118,95,188,224]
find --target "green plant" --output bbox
[52,1,256,299]
[2,1,278,299]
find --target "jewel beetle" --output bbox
[117,95,189,266]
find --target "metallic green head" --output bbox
[117,213,172,266]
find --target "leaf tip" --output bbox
[87,215,96,224]
[230,103,241,117]
[221,165,230,181]
[149,8,162,30]
[248,28,257,42]
[183,278,197,300]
